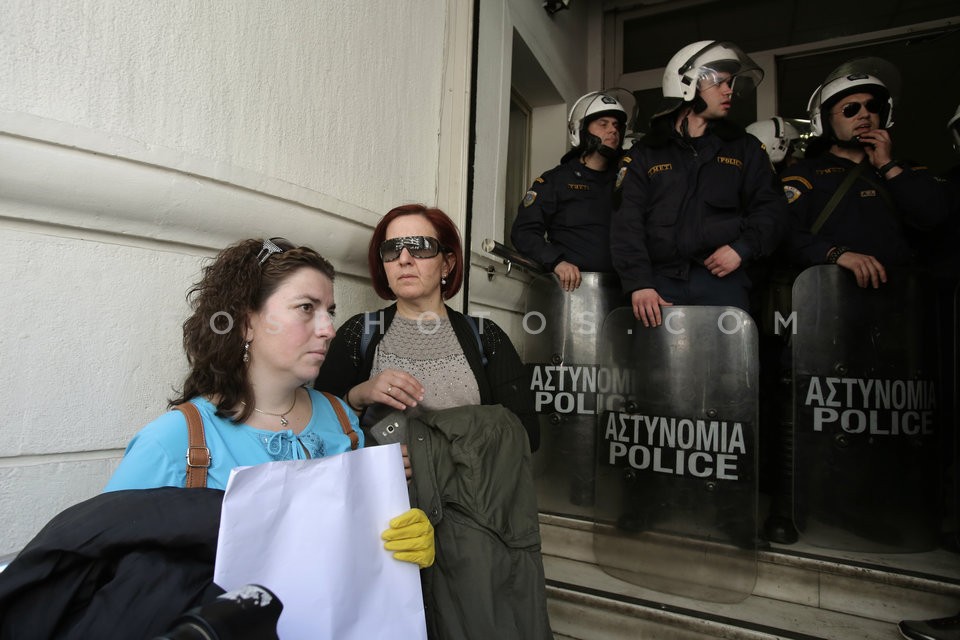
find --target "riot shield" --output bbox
[525,273,624,517]
[792,266,940,552]
[593,306,759,603]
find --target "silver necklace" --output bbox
[241,391,297,428]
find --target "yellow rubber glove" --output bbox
[381,508,435,569]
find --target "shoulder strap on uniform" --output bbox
[810,160,868,235]
[465,315,488,366]
[321,391,359,450]
[176,402,210,489]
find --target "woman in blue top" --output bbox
[106,237,433,567]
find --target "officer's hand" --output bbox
[836,251,887,288]
[859,129,902,178]
[382,508,435,568]
[704,245,742,278]
[553,261,582,291]
[631,288,672,328]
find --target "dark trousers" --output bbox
[654,263,751,311]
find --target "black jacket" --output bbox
[511,153,617,272]
[408,405,551,640]
[781,151,949,266]
[611,117,786,294]
[314,304,540,451]
[0,488,224,640]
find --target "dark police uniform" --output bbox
[781,153,948,266]
[511,153,617,273]
[611,118,786,308]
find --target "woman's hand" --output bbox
[349,369,425,411]
[381,508,435,568]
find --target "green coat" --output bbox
[408,404,552,640]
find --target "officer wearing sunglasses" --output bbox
[780,60,948,288]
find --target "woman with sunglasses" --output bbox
[781,62,948,288]
[104,238,434,558]
[314,204,539,452]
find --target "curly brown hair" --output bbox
[170,238,335,422]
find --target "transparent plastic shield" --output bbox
[594,306,759,603]
[525,273,624,517]
[792,267,940,552]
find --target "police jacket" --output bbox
[0,488,224,640]
[511,151,617,272]
[314,304,540,452]
[781,150,949,266]
[610,117,786,294]
[407,404,552,640]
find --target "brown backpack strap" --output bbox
[321,391,359,450]
[176,402,210,488]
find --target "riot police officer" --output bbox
[780,59,949,287]
[610,40,786,327]
[511,91,627,291]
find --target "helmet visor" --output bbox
[696,65,763,96]
[685,41,764,96]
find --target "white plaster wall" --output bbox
[0,0,461,555]
[472,0,592,251]
[1,0,446,215]
[470,0,598,361]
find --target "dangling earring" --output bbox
[441,273,447,287]
[243,341,250,363]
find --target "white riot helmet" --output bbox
[568,91,628,151]
[746,117,800,164]
[807,58,898,138]
[949,104,960,153]
[661,40,763,112]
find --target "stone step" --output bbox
[541,514,960,639]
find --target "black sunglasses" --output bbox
[256,237,295,265]
[379,236,445,262]
[836,98,882,119]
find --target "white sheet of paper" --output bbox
[213,444,427,640]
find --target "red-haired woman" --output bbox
[314,204,539,451]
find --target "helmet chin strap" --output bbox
[581,133,620,161]
[597,143,620,160]
[691,95,707,114]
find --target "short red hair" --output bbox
[368,204,464,301]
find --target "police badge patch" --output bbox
[522,190,537,207]
[783,185,801,204]
[615,166,627,190]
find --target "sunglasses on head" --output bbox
[379,236,445,262]
[836,98,882,119]
[256,237,295,265]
